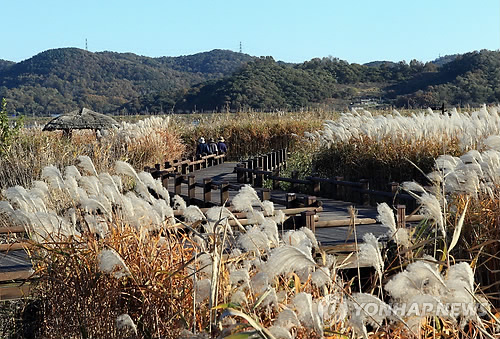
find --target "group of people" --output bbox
[196,136,227,156]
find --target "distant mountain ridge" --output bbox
[0,48,254,115]
[0,48,497,115]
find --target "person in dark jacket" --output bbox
[196,137,209,156]
[217,136,227,154]
[208,138,218,154]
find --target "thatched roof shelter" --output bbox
[43,108,120,135]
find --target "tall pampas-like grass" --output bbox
[77,155,99,177]
[97,248,132,279]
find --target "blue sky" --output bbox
[2,0,499,64]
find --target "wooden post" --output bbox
[220,182,229,205]
[241,162,248,183]
[181,159,188,174]
[253,157,258,171]
[154,163,161,171]
[286,193,297,208]
[311,176,320,195]
[164,161,171,170]
[397,205,406,228]
[302,210,316,233]
[188,175,196,204]
[236,163,244,183]
[173,159,179,173]
[278,149,283,169]
[161,173,169,190]
[261,188,271,201]
[284,148,288,170]
[189,156,196,173]
[272,168,280,190]
[360,179,370,205]
[390,182,399,194]
[255,167,263,188]
[263,154,269,172]
[174,173,183,196]
[247,159,253,185]
[203,178,212,207]
[304,196,317,207]
[290,171,299,191]
[335,176,344,200]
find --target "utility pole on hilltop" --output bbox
[85,39,88,51]
[239,41,242,54]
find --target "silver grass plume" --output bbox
[263,245,316,279]
[377,203,410,247]
[84,215,109,238]
[206,206,232,222]
[250,272,269,295]
[115,161,153,203]
[377,203,396,234]
[98,173,120,195]
[385,260,447,303]
[172,195,186,211]
[229,268,250,287]
[238,226,270,253]
[31,181,49,200]
[138,171,170,204]
[79,176,102,197]
[358,233,384,284]
[77,155,98,177]
[283,230,313,253]
[402,181,426,193]
[349,293,390,338]
[97,248,131,279]
[80,197,110,217]
[183,205,206,223]
[418,192,445,239]
[112,175,123,191]
[262,200,274,216]
[41,165,65,190]
[275,307,300,330]
[64,165,81,180]
[484,135,500,151]
[3,186,35,213]
[230,290,248,306]
[232,184,261,212]
[116,314,137,335]
[268,326,292,339]
[195,279,211,304]
[292,292,323,336]
[311,267,331,288]
[299,226,319,249]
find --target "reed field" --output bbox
[1,107,500,338]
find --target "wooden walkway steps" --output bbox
[0,227,34,300]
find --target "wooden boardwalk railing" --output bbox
[144,152,226,175]
[0,227,33,300]
[233,150,416,209]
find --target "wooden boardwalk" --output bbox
[165,161,390,246]
[0,159,396,299]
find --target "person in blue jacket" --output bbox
[196,137,210,156]
[217,136,227,154]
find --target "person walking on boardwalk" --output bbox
[208,137,218,155]
[196,137,210,156]
[217,136,227,154]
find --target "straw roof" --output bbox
[42,108,120,131]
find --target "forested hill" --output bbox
[172,50,499,112]
[0,48,498,115]
[0,48,254,115]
